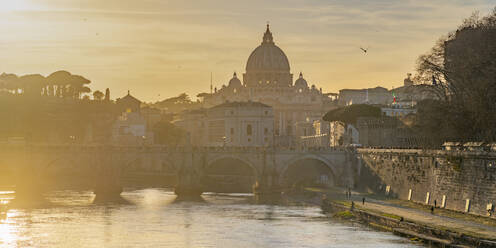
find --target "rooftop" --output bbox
[211,101,270,109]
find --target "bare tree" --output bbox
[415,8,496,141]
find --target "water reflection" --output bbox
[172,195,205,203]
[0,189,424,248]
[8,196,52,209]
[92,194,132,205]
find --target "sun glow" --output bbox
[0,0,33,12]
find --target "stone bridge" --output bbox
[0,144,358,198]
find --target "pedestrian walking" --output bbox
[362,197,365,205]
[434,200,437,208]
[430,206,434,214]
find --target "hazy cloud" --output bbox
[0,0,494,100]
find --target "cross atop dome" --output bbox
[262,22,274,45]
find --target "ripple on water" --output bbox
[0,189,424,248]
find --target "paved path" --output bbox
[349,195,496,239]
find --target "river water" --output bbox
[0,189,424,248]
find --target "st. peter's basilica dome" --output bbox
[245,24,290,73]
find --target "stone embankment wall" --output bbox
[357,148,496,216]
[322,201,496,247]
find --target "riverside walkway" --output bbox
[347,193,496,240]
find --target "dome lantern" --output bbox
[262,23,274,45]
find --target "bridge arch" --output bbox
[203,155,259,193]
[206,155,259,177]
[43,156,82,173]
[279,154,338,189]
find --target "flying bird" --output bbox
[360,47,369,54]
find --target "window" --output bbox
[230,110,234,115]
[230,128,234,135]
[247,124,252,136]
[264,110,268,115]
[119,126,127,135]
[264,128,268,135]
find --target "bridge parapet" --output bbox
[1,143,349,154]
[357,148,496,159]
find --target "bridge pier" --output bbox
[252,169,282,196]
[253,182,282,195]
[93,180,123,201]
[174,169,203,197]
[252,150,282,197]
[174,142,204,197]
[92,165,124,202]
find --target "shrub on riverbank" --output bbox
[333,211,354,219]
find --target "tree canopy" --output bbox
[153,93,200,113]
[0,70,92,99]
[152,121,186,146]
[323,104,382,125]
[159,93,191,105]
[93,90,104,100]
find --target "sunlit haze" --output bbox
[0,0,494,101]
[2,2,496,247]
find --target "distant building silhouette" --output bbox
[404,73,414,87]
[116,91,141,113]
[197,24,334,144]
[105,88,110,101]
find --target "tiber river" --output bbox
[0,189,424,248]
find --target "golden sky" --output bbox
[0,0,494,101]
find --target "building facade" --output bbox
[112,112,149,145]
[175,101,274,147]
[116,91,141,114]
[338,87,391,106]
[198,25,334,140]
